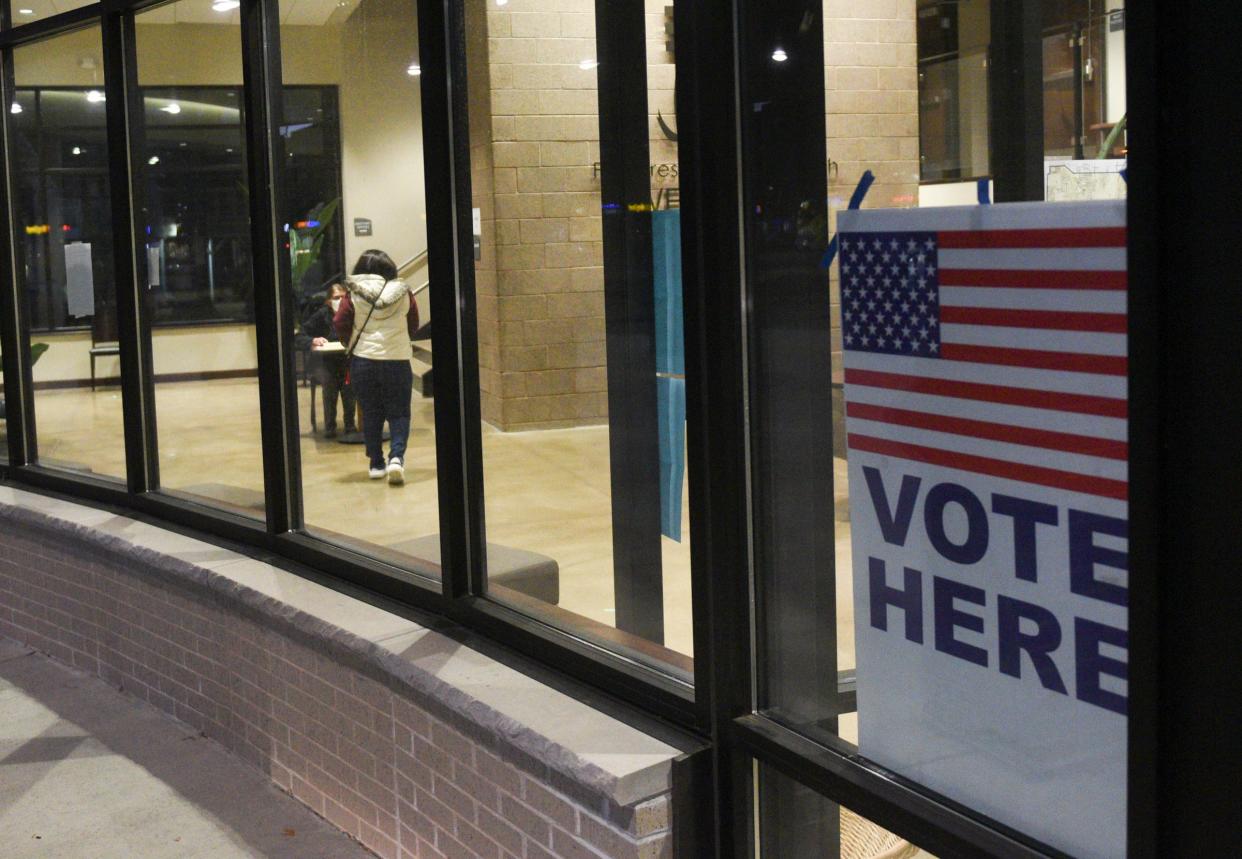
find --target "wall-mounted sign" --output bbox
[838,201,1128,859]
[472,207,482,261]
[353,217,372,237]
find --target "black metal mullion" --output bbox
[416,0,485,600]
[239,0,301,534]
[102,8,157,493]
[673,0,754,852]
[595,0,664,644]
[1071,24,1085,161]
[988,0,1044,201]
[0,4,99,49]
[0,40,37,466]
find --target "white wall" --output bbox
[30,325,259,384]
[335,0,428,270]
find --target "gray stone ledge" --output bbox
[0,485,683,808]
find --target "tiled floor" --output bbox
[21,378,858,676]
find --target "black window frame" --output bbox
[3,0,1237,857]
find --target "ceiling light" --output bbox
[10,103,22,114]
[407,63,421,76]
[148,156,160,165]
[160,103,181,114]
[771,48,788,62]
[579,59,598,70]
[86,90,106,103]
[18,8,34,14]
[495,0,508,5]
[72,147,83,156]
[179,142,188,147]
[212,0,239,10]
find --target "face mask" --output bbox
[330,298,341,312]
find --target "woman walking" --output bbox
[334,249,418,485]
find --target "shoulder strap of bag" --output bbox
[343,295,379,361]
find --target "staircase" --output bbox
[400,251,433,399]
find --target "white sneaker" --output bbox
[387,457,405,485]
[368,465,386,480]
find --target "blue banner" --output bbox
[653,210,685,541]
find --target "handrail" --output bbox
[412,280,429,296]
[398,249,428,276]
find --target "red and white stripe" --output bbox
[843,224,1128,501]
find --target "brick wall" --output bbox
[0,503,673,859]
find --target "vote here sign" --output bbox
[838,200,1127,859]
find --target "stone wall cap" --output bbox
[0,485,684,807]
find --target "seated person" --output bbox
[296,283,356,438]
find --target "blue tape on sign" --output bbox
[1120,168,1128,184]
[657,376,687,542]
[821,170,875,269]
[977,177,991,204]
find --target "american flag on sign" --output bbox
[838,217,1127,501]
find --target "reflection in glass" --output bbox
[7,25,126,480]
[757,764,935,859]
[463,0,691,669]
[4,0,96,29]
[131,0,265,516]
[280,0,440,573]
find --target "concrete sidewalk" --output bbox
[0,637,374,859]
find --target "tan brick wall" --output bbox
[0,511,673,859]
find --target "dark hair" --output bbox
[351,249,398,281]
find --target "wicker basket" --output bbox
[840,808,921,859]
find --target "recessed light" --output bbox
[160,103,181,114]
[179,142,187,147]
[86,90,106,103]
[407,63,421,76]
[72,146,83,156]
[771,48,788,62]
[10,102,22,114]
[495,0,508,6]
[148,156,160,165]
[18,8,35,15]
[212,0,239,10]
[578,59,598,70]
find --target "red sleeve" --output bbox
[406,293,420,339]
[334,293,354,345]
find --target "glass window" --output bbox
[757,764,936,859]
[7,24,126,480]
[916,0,1129,200]
[279,0,439,573]
[462,0,691,672]
[5,0,96,29]
[749,2,1128,857]
[130,0,265,516]
[755,764,933,858]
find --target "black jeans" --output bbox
[349,357,412,469]
[316,352,355,431]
